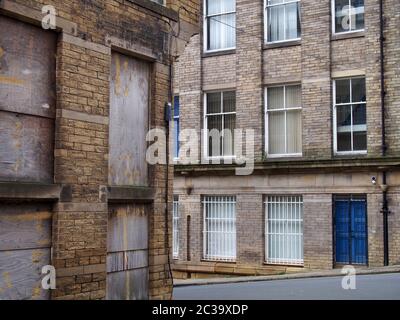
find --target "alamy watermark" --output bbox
[341,265,357,290]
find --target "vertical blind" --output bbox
[267,85,302,155]
[173,196,180,259]
[265,196,303,265]
[266,0,301,42]
[203,196,236,261]
[206,0,236,50]
[206,91,236,157]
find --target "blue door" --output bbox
[335,197,367,265]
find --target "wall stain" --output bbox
[0,75,25,86]
[3,272,13,289]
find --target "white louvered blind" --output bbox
[203,196,236,261]
[265,195,303,265]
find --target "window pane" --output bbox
[337,104,352,127]
[352,103,366,126]
[351,0,364,30]
[351,78,366,102]
[223,91,236,112]
[267,0,283,5]
[285,2,301,40]
[285,85,301,109]
[268,111,285,154]
[336,79,351,103]
[335,0,351,33]
[207,0,235,16]
[267,87,284,110]
[173,96,179,117]
[266,196,303,265]
[207,92,221,114]
[208,13,235,50]
[173,119,179,158]
[204,196,236,260]
[268,5,285,42]
[287,110,302,154]
[352,103,366,151]
[337,132,352,151]
[223,113,235,156]
[208,114,223,156]
[353,131,367,151]
[336,105,352,151]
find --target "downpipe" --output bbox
[379,0,389,266]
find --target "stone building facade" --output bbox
[172,0,400,278]
[0,0,198,299]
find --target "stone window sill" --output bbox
[331,31,365,41]
[0,182,69,201]
[263,40,301,50]
[107,186,155,203]
[202,49,236,58]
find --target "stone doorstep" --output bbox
[173,265,400,287]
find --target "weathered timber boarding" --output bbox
[0,203,52,300]
[0,0,199,300]
[107,204,149,300]
[0,15,56,183]
[109,52,150,186]
[0,111,54,182]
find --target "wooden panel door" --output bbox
[107,204,149,300]
[0,203,52,300]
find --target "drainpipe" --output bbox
[379,0,389,266]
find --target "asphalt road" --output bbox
[173,273,400,300]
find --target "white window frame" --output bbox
[331,0,365,35]
[265,195,304,266]
[264,84,302,158]
[203,196,236,262]
[203,91,236,161]
[173,195,180,259]
[203,0,236,53]
[333,77,367,155]
[264,0,301,44]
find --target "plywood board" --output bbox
[109,52,150,186]
[0,15,57,118]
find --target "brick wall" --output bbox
[235,0,263,160]
[172,0,400,276]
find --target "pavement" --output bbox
[173,270,400,300]
[173,265,400,287]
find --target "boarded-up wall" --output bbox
[0,203,52,300]
[107,204,149,300]
[109,52,150,186]
[0,15,56,183]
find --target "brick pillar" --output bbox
[183,194,202,263]
[301,0,332,159]
[236,0,263,161]
[236,194,264,266]
[52,36,110,299]
[303,194,333,269]
[367,193,384,267]
[148,62,174,299]
[365,0,384,157]
[177,34,202,163]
